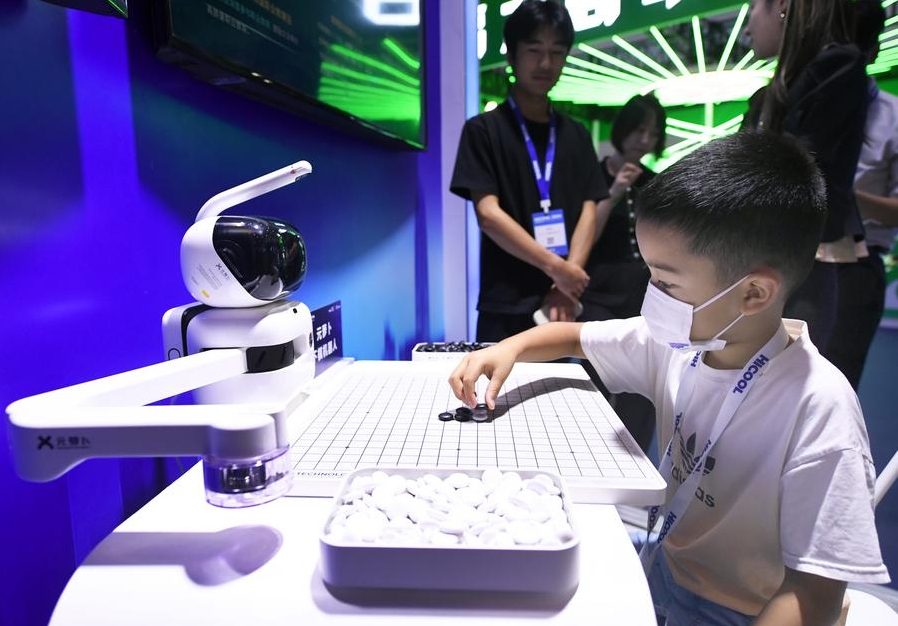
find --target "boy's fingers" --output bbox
[484,379,502,410]
[483,362,512,410]
[448,357,481,406]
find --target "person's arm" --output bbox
[567,198,597,269]
[448,322,585,408]
[751,567,847,626]
[472,191,589,301]
[855,189,898,227]
[539,198,598,322]
[593,162,643,244]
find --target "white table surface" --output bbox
[49,360,658,625]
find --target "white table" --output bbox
[50,465,656,625]
[49,360,658,625]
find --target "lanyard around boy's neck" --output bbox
[639,323,791,573]
[508,95,556,213]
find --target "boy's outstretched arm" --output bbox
[752,567,847,626]
[448,322,586,409]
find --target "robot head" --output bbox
[181,215,307,308]
[179,160,312,308]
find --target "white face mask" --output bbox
[640,277,747,352]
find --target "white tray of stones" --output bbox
[319,467,580,593]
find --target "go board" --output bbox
[285,360,665,505]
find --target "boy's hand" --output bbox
[448,344,516,410]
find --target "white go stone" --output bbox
[429,531,460,546]
[325,469,574,548]
[445,472,471,489]
[507,520,543,545]
[455,486,487,508]
[481,467,503,487]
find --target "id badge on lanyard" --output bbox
[533,209,568,256]
[508,96,569,256]
[639,324,790,573]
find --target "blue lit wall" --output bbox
[0,2,447,625]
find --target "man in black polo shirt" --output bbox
[450,0,607,342]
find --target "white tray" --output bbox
[319,467,580,593]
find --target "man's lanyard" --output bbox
[508,95,556,212]
[640,323,791,572]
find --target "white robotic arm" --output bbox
[8,299,315,508]
[7,350,277,481]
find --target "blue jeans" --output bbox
[647,550,753,626]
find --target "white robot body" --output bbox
[162,300,316,411]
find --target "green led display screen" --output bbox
[480,0,743,68]
[155,0,424,148]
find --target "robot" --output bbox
[7,161,317,507]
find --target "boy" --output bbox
[450,0,606,342]
[449,131,889,625]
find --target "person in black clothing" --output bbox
[580,93,666,452]
[583,93,666,325]
[742,0,868,354]
[450,0,606,342]
[826,0,898,389]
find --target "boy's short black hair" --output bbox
[635,131,826,295]
[854,0,887,56]
[503,0,575,61]
[611,93,667,158]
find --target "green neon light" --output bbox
[650,26,691,76]
[565,56,654,84]
[880,28,898,43]
[747,57,770,71]
[320,61,419,94]
[667,117,720,133]
[578,43,663,82]
[692,16,706,74]
[383,38,420,71]
[611,35,676,79]
[718,4,749,71]
[319,80,414,99]
[731,49,755,71]
[328,44,418,87]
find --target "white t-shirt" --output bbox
[581,317,889,616]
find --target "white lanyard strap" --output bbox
[640,324,791,572]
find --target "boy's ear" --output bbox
[740,268,782,316]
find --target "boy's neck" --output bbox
[510,86,551,122]
[701,317,789,371]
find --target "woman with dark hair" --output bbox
[580,93,666,452]
[742,0,868,355]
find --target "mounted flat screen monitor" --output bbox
[152,0,425,149]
